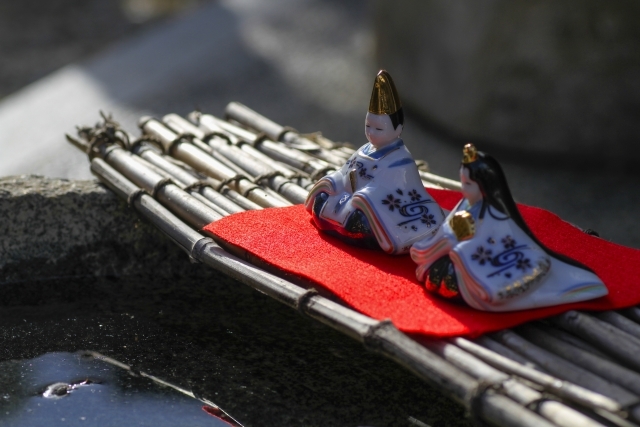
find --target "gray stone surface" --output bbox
[375,0,640,167]
[0,175,208,284]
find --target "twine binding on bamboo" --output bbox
[252,171,284,184]
[215,175,248,192]
[79,114,130,160]
[190,237,215,264]
[252,132,270,147]
[277,126,298,142]
[151,177,176,198]
[362,320,394,352]
[202,131,233,145]
[126,188,146,208]
[130,135,165,154]
[414,159,429,172]
[182,180,212,193]
[295,288,319,316]
[469,380,503,422]
[310,166,336,182]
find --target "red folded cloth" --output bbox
[204,189,640,337]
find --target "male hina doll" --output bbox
[305,70,445,255]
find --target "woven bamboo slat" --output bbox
[225,101,351,164]
[196,113,337,180]
[426,339,605,426]
[188,113,315,190]
[69,112,640,427]
[492,329,639,408]
[138,117,288,209]
[473,336,536,367]
[453,337,623,413]
[518,324,640,396]
[554,311,640,372]
[132,145,247,215]
[541,323,614,361]
[596,311,640,341]
[161,114,309,205]
[623,307,640,324]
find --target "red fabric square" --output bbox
[204,189,640,337]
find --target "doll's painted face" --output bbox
[365,112,403,149]
[460,166,482,206]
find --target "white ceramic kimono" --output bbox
[411,199,608,311]
[306,138,445,254]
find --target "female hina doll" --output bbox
[410,144,608,311]
[305,70,445,254]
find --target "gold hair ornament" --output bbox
[462,143,478,164]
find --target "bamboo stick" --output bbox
[139,117,289,208]
[70,128,227,226]
[135,150,262,211]
[492,329,639,407]
[187,112,315,190]
[127,152,235,218]
[518,324,640,396]
[418,171,462,190]
[553,311,640,372]
[186,139,293,205]
[427,340,605,427]
[623,307,640,324]
[541,324,614,361]
[131,144,248,214]
[596,311,640,341]
[225,101,350,164]
[473,336,536,367]
[89,158,205,254]
[162,114,309,205]
[195,113,336,179]
[178,113,312,182]
[108,148,221,227]
[452,337,622,413]
[146,120,292,206]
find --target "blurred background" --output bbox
[0,0,638,247]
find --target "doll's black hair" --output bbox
[389,107,404,130]
[463,151,594,272]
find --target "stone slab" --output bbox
[0,175,210,284]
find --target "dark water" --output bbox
[0,272,471,427]
[0,352,230,426]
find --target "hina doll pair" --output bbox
[305,70,607,312]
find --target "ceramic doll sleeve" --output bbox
[450,217,553,311]
[350,193,395,253]
[410,221,456,282]
[304,162,349,213]
[305,177,335,213]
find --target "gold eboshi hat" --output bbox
[368,70,402,115]
[462,143,478,164]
